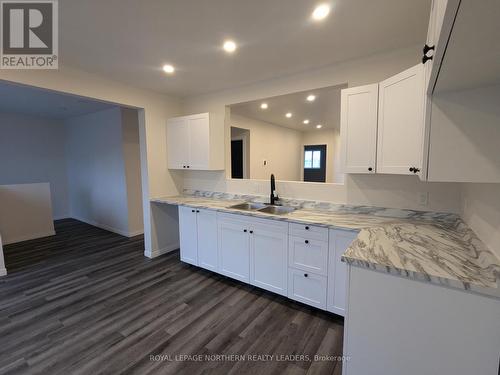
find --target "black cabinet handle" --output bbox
[183,166,186,168]
[187,166,190,168]
[249,230,253,234]
[243,229,247,233]
[196,210,200,213]
[423,44,435,55]
[304,273,308,278]
[409,167,421,174]
[368,167,373,172]
[305,226,309,230]
[422,54,433,64]
[191,209,195,213]
[305,240,309,244]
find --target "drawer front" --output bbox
[289,223,329,242]
[287,268,327,309]
[288,236,328,276]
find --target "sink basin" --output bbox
[257,205,296,215]
[228,202,267,211]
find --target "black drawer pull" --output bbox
[191,209,195,213]
[305,240,309,244]
[243,229,247,233]
[305,226,309,230]
[196,210,200,213]
[304,273,308,278]
[249,230,253,234]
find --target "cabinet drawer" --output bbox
[289,223,328,242]
[288,236,328,276]
[287,268,327,309]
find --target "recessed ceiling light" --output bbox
[285,112,293,118]
[303,119,310,124]
[223,40,237,53]
[162,64,175,74]
[316,124,323,129]
[307,94,316,102]
[260,103,268,109]
[312,4,331,21]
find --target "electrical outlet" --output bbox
[418,192,429,207]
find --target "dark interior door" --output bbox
[303,145,327,182]
[231,140,243,179]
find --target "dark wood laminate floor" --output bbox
[0,219,344,375]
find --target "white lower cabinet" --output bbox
[179,209,354,315]
[196,209,218,272]
[217,215,250,283]
[327,229,358,316]
[249,220,288,296]
[178,206,198,265]
[179,206,218,269]
[288,268,327,309]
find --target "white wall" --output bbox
[460,183,500,259]
[66,107,143,237]
[181,45,462,213]
[0,112,69,219]
[231,114,303,181]
[0,66,183,257]
[0,183,55,245]
[121,108,144,236]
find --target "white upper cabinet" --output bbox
[166,112,224,171]
[377,64,425,176]
[167,118,190,170]
[423,0,449,92]
[340,84,379,174]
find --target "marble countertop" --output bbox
[151,191,500,299]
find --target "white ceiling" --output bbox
[59,0,431,97]
[230,84,346,131]
[0,81,118,119]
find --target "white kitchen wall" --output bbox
[461,183,500,259]
[0,112,69,219]
[181,45,462,214]
[65,107,143,237]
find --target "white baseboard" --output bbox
[0,268,6,277]
[70,216,143,238]
[2,230,56,245]
[144,242,179,258]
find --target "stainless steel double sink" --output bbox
[228,202,296,215]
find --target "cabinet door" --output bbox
[327,229,358,317]
[288,268,327,309]
[340,84,379,174]
[188,113,210,170]
[377,64,425,175]
[288,236,328,276]
[249,222,288,296]
[197,209,218,272]
[217,218,250,283]
[167,118,190,169]
[178,206,198,265]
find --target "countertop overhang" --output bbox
[151,192,500,299]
